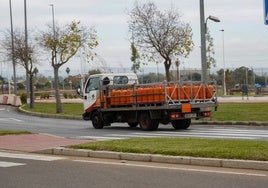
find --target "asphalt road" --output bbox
[1,151,267,188]
[1,105,268,141]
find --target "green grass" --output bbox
[23,103,83,116]
[211,103,268,121]
[0,130,31,136]
[70,137,268,161]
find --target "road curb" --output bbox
[17,105,82,120]
[35,147,268,171]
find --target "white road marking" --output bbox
[0,118,23,122]
[0,161,26,168]
[78,128,268,141]
[74,159,268,177]
[77,136,124,140]
[0,151,65,161]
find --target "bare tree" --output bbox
[129,1,194,81]
[37,21,98,113]
[0,29,38,107]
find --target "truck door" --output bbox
[83,76,100,112]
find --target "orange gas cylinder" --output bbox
[102,95,107,108]
[110,90,116,105]
[193,85,200,99]
[146,87,154,103]
[206,85,214,98]
[159,87,165,102]
[178,86,186,100]
[137,88,143,103]
[153,87,160,102]
[182,85,191,100]
[126,89,134,104]
[95,96,101,106]
[119,90,128,105]
[141,87,149,103]
[168,85,178,101]
[199,85,205,99]
[113,90,120,105]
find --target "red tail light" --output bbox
[203,111,211,117]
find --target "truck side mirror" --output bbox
[76,85,82,96]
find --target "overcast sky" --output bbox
[1,0,268,77]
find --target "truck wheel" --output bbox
[91,111,104,129]
[128,123,138,128]
[139,112,159,131]
[171,119,191,130]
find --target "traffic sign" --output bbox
[264,0,268,25]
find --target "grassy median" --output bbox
[0,130,31,136]
[70,137,268,161]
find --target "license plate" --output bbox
[184,113,197,118]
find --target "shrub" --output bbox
[19,93,27,104]
[40,92,50,99]
[63,93,68,99]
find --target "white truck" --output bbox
[78,73,218,131]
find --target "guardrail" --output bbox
[0,94,22,107]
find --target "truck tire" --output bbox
[91,111,104,129]
[139,112,159,131]
[171,119,191,130]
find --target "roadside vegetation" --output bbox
[0,130,31,136]
[211,103,268,121]
[23,103,83,116]
[70,137,268,161]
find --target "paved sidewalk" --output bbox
[0,133,90,152]
[218,96,268,103]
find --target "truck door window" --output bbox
[113,76,128,84]
[85,77,99,93]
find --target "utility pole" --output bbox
[220,29,226,95]
[200,0,207,83]
[9,0,17,94]
[24,0,30,107]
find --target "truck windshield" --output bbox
[85,77,99,93]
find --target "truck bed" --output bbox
[98,81,218,111]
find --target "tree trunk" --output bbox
[54,66,62,113]
[164,60,171,82]
[29,74,34,108]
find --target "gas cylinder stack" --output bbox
[100,81,216,108]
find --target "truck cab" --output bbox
[80,73,138,120]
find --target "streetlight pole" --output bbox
[220,29,226,96]
[200,0,220,83]
[9,0,17,95]
[200,0,207,83]
[49,4,57,65]
[24,0,30,107]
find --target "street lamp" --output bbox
[220,29,226,96]
[49,4,57,65]
[200,0,220,83]
[205,16,220,33]
[24,0,30,107]
[9,0,17,95]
